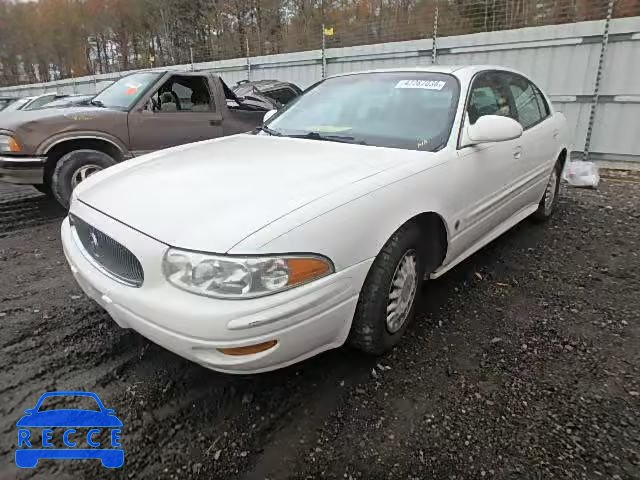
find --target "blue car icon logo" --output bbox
[15,391,123,468]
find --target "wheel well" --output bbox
[43,139,124,183]
[408,212,448,273]
[558,148,568,170]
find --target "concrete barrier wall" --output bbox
[2,17,639,164]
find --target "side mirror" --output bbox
[24,409,34,414]
[263,109,277,123]
[467,115,523,144]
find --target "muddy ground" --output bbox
[0,179,638,480]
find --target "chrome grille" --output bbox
[70,214,144,287]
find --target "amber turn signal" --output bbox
[8,137,21,152]
[286,258,332,286]
[217,340,278,356]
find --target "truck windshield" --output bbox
[91,72,161,110]
[265,72,460,151]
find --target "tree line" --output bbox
[0,0,637,87]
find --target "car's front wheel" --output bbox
[348,223,427,355]
[51,149,116,209]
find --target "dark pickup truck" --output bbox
[0,71,272,207]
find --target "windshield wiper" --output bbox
[286,131,366,145]
[90,99,106,108]
[256,125,283,136]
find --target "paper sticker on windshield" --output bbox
[124,82,143,95]
[395,80,447,90]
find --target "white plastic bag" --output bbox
[562,160,600,188]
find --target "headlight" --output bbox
[0,134,22,153]
[162,249,334,299]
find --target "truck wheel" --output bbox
[51,149,116,209]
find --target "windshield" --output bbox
[91,72,161,110]
[1,97,31,112]
[265,72,459,151]
[0,99,17,111]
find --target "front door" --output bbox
[445,71,525,261]
[128,74,223,155]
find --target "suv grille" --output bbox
[71,214,144,287]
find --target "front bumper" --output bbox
[61,201,372,374]
[0,155,46,184]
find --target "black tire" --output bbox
[532,157,562,222]
[348,223,428,355]
[51,149,116,209]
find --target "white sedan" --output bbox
[61,65,569,374]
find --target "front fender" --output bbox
[230,159,454,272]
[36,131,130,157]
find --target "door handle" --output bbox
[209,119,222,126]
[513,147,523,160]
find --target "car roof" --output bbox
[328,65,526,81]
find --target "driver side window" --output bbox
[149,75,214,113]
[467,73,513,124]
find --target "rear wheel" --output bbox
[51,149,116,209]
[532,157,562,222]
[348,223,428,355]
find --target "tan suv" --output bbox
[0,71,272,207]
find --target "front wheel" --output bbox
[51,149,116,209]
[348,223,426,355]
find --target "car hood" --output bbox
[0,106,115,130]
[16,410,123,427]
[77,135,412,252]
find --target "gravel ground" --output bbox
[0,179,638,480]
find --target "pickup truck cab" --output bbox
[0,71,268,207]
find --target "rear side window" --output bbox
[150,75,215,113]
[534,86,550,116]
[503,73,549,129]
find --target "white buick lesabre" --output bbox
[61,66,569,374]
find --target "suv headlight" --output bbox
[162,249,334,299]
[0,134,22,153]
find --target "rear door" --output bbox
[127,74,223,155]
[499,72,556,209]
